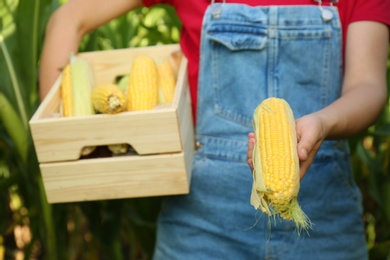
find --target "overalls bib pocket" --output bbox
[205,22,268,128]
[273,24,336,119]
[200,5,342,130]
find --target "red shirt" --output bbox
[143,0,390,120]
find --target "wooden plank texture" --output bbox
[30,108,181,162]
[40,153,190,203]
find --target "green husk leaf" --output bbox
[70,54,94,116]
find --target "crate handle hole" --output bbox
[79,144,138,160]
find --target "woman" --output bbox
[39,0,390,259]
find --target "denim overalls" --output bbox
[153,3,367,260]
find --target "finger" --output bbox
[299,156,311,180]
[299,145,318,179]
[296,129,317,162]
[248,158,254,172]
[247,132,256,156]
[248,132,256,145]
[298,139,321,179]
[247,132,256,171]
[296,132,317,179]
[298,146,309,161]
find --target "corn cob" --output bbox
[69,54,96,156]
[250,97,311,233]
[108,143,129,155]
[169,50,183,76]
[60,64,73,117]
[91,84,126,114]
[117,75,129,94]
[127,55,158,111]
[92,82,128,154]
[157,60,176,104]
[70,54,95,116]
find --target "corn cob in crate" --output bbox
[117,75,129,93]
[60,54,96,156]
[60,64,73,117]
[127,55,159,111]
[250,97,311,233]
[158,60,176,104]
[91,84,126,114]
[70,54,95,116]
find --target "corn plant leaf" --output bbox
[13,0,54,114]
[380,179,390,223]
[355,141,383,206]
[0,92,28,162]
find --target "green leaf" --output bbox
[0,93,28,162]
[0,34,28,128]
[355,141,383,206]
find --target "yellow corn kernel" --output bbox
[92,84,126,114]
[158,60,176,104]
[250,97,311,233]
[127,55,158,111]
[60,64,73,117]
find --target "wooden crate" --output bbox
[29,44,194,203]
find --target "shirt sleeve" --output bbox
[350,0,390,26]
[142,0,173,7]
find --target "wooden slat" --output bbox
[79,44,181,85]
[30,108,180,162]
[40,153,190,203]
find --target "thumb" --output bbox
[297,134,315,162]
[295,114,326,179]
[296,130,323,179]
[298,146,309,162]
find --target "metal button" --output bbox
[195,141,203,149]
